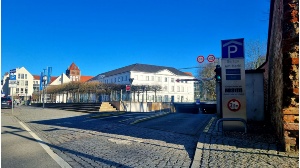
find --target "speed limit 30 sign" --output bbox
[197,56,204,63]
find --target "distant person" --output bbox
[15,99,20,106]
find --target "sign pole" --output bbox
[11,88,13,115]
[216,82,222,118]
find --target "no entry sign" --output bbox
[126,85,131,91]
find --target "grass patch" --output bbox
[90,111,126,118]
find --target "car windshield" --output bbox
[1,98,11,101]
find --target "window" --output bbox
[164,77,168,82]
[21,88,24,93]
[171,86,174,92]
[157,77,161,82]
[171,78,174,82]
[164,95,168,102]
[16,88,19,93]
[146,76,149,81]
[181,86,184,92]
[25,74,27,79]
[177,86,180,92]
[25,81,28,86]
[21,74,24,79]
[20,80,24,86]
[151,76,154,81]
[18,74,20,79]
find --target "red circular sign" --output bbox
[227,99,241,112]
[197,56,204,63]
[207,54,215,62]
[126,85,131,91]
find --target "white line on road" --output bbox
[18,120,72,168]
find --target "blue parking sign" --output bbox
[221,38,244,58]
[10,69,16,80]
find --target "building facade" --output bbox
[2,67,34,101]
[66,62,81,82]
[91,63,196,102]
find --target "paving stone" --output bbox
[7,107,299,168]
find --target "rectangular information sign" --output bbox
[221,38,247,131]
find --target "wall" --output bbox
[266,0,299,152]
[245,70,265,121]
[111,101,173,112]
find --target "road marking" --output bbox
[18,120,72,168]
[203,117,215,133]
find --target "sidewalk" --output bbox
[1,111,67,168]
[191,117,299,168]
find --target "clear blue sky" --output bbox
[2,0,270,77]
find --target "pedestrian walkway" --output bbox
[1,111,66,168]
[191,117,299,168]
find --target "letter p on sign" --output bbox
[221,38,245,58]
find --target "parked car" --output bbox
[1,97,12,109]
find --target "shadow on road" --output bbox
[26,112,208,160]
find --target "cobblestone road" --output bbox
[8,107,199,167]
[3,106,299,168]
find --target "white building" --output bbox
[50,73,72,103]
[2,67,34,101]
[90,63,196,102]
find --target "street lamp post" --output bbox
[42,75,47,108]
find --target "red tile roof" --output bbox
[33,75,40,80]
[184,72,193,76]
[68,62,80,70]
[33,75,58,84]
[80,76,93,82]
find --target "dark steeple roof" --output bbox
[91,63,192,80]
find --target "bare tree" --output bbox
[151,85,162,102]
[245,39,267,70]
[197,63,217,100]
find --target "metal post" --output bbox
[25,87,27,106]
[216,82,222,118]
[129,78,134,112]
[42,75,47,108]
[11,87,13,115]
[42,83,45,108]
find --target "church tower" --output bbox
[66,62,81,81]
